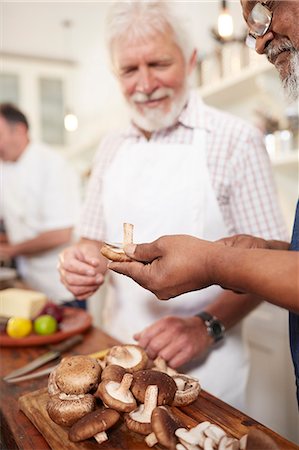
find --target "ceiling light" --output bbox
[217,0,234,39]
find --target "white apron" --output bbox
[101,130,249,409]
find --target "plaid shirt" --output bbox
[78,91,287,242]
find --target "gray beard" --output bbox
[281,51,299,102]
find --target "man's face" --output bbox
[241,0,299,100]
[112,29,195,132]
[0,117,18,161]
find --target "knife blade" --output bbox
[3,334,84,381]
[4,347,111,383]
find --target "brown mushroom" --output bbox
[69,407,120,443]
[150,406,184,450]
[132,369,177,405]
[245,429,279,450]
[106,344,148,373]
[125,384,158,435]
[96,373,137,412]
[172,374,201,406]
[100,364,126,383]
[47,393,96,427]
[101,223,134,262]
[55,355,101,395]
[47,366,61,396]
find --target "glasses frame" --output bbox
[246,2,273,49]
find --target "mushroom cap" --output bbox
[101,244,132,262]
[69,407,120,442]
[151,406,184,449]
[47,366,61,396]
[132,369,177,405]
[124,412,153,436]
[47,393,96,427]
[246,429,279,450]
[172,374,201,406]
[100,364,126,383]
[106,345,148,373]
[55,355,101,394]
[96,377,137,412]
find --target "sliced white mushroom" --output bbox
[204,424,227,444]
[145,432,158,447]
[176,422,210,447]
[203,437,215,450]
[94,431,108,444]
[239,434,247,450]
[218,435,240,450]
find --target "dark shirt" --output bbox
[289,200,299,408]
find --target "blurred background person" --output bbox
[58,1,287,409]
[0,103,81,305]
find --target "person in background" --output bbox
[108,0,299,406]
[0,103,82,307]
[58,1,287,409]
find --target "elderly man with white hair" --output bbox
[59,1,287,409]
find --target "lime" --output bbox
[33,314,58,335]
[6,317,32,338]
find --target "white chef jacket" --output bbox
[1,142,81,303]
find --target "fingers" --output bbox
[124,241,162,263]
[108,260,152,288]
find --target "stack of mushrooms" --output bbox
[46,344,265,450]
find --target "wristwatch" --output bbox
[196,311,225,343]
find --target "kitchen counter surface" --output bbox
[0,326,298,450]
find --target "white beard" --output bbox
[127,82,190,133]
[281,50,299,102]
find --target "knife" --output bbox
[4,347,111,383]
[3,334,84,381]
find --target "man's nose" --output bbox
[255,30,274,54]
[136,67,155,94]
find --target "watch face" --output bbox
[211,321,223,337]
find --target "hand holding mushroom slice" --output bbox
[172,374,201,407]
[96,373,137,412]
[101,223,134,262]
[68,408,120,443]
[145,406,185,449]
[132,369,177,406]
[125,384,158,435]
[55,355,101,395]
[47,393,96,427]
[106,344,148,372]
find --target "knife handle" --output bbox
[48,334,84,353]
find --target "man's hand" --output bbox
[218,234,270,249]
[109,235,214,300]
[134,316,213,369]
[58,241,106,300]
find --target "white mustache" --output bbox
[131,87,174,104]
[265,38,295,64]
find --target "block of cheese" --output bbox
[0,288,47,319]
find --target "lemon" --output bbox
[6,317,32,338]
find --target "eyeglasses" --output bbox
[245,2,273,49]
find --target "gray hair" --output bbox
[106,1,194,66]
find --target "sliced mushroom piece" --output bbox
[175,422,211,447]
[203,437,215,450]
[125,384,158,435]
[239,434,247,450]
[204,424,226,445]
[101,223,134,262]
[47,393,96,427]
[151,406,184,450]
[69,407,120,443]
[172,375,201,407]
[132,369,177,405]
[55,355,101,395]
[145,432,159,447]
[100,364,126,383]
[96,373,137,412]
[218,435,240,450]
[106,344,148,373]
[245,429,279,450]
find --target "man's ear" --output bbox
[187,49,197,75]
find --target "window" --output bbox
[39,78,65,145]
[0,73,19,104]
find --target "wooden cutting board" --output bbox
[18,388,194,450]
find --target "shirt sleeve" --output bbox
[227,126,289,241]
[40,153,81,231]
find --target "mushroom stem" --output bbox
[145,432,158,447]
[142,385,158,419]
[117,373,134,396]
[123,223,134,245]
[94,431,108,444]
